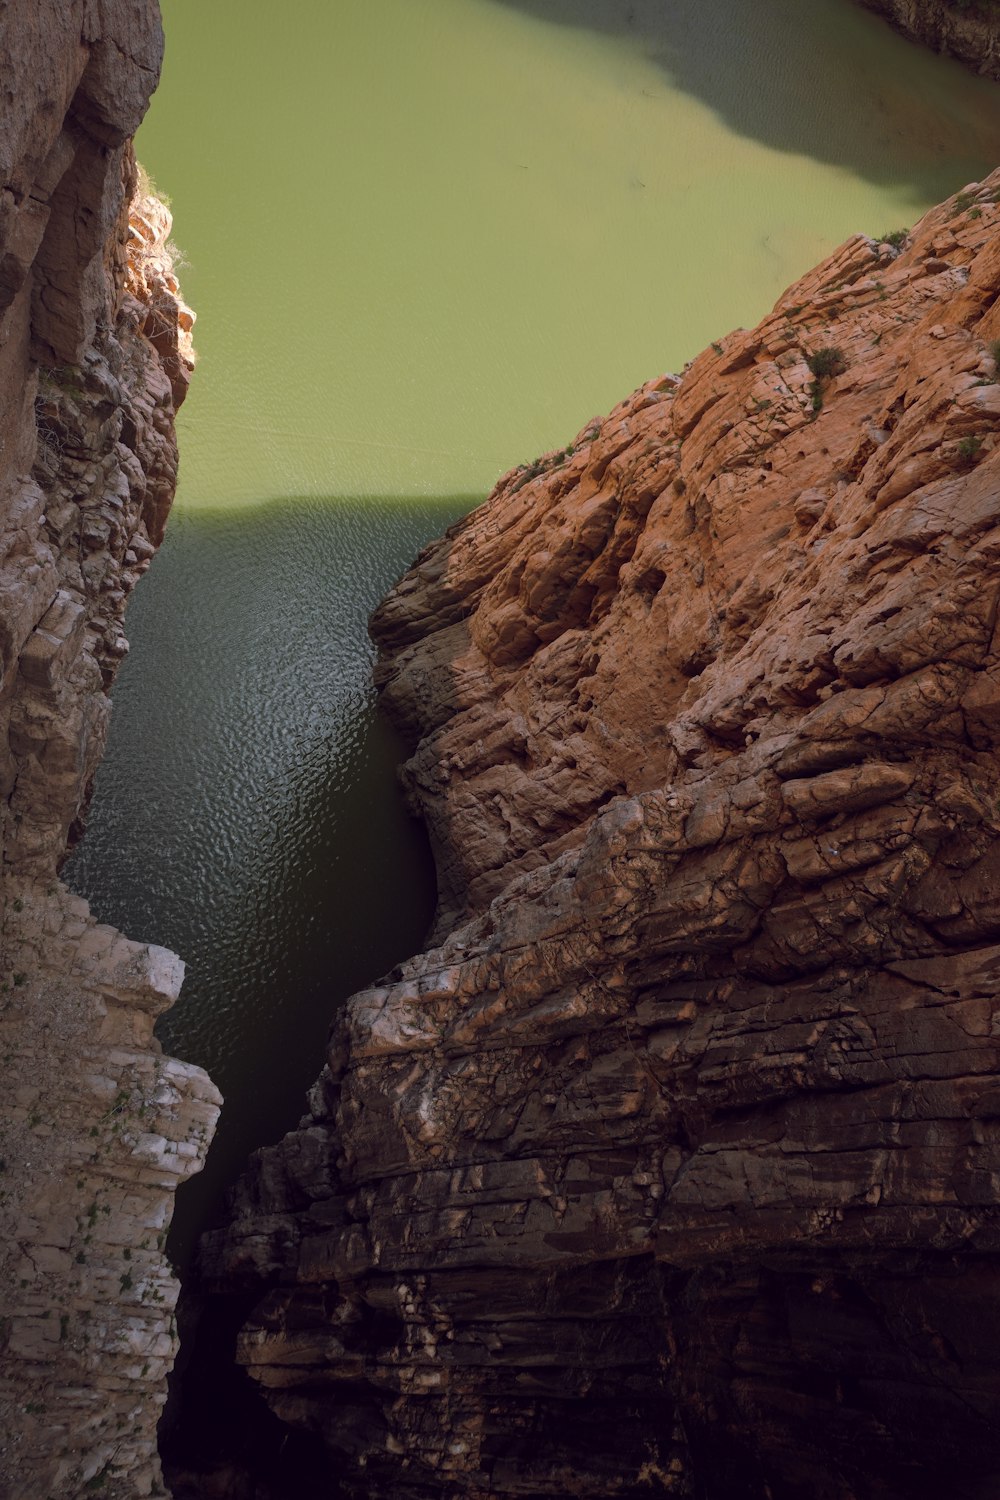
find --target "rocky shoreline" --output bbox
[860,0,1000,77]
[0,3,998,1499]
[203,176,1000,1498]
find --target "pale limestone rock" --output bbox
[0,6,214,1498]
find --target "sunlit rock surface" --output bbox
[0,7,217,1498]
[204,176,1000,1499]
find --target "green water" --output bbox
[141,0,1000,507]
[66,3,1000,1266]
[66,497,468,1265]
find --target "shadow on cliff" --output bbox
[487,0,1000,205]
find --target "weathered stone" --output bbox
[203,173,1000,1499]
[0,7,211,1500]
[860,0,1000,79]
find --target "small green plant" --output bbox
[135,161,171,208]
[957,434,984,463]
[805,346,846,414]
[806,347,846,380]
[989,340,1000,368]
[877,228,908,249]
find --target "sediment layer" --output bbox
[206,175,1000,1498]
[0,8,218,1499]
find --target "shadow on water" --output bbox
[160,697,437,1270]
[487,0,1000,202]
[64,493,475,1495]
[65,493,472,1271]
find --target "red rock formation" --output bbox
[860,0,1000,76]
[0,8,216,1499]
[203,182,1000,1497]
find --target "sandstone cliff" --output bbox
[0,8,218,1499]
[204,175,1000,1498]
[860,0,1000,76]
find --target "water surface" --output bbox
[141,0,1000,505]
[69,1,1000,1255]
[66,497,468,1263]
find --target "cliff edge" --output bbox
[0,8,219,1499]
[861,0,1000,76]
[205,176,1000,1498]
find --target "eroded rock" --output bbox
[0,8,214,1499]
[860,0,1000,79]
[203,174,1000,1499]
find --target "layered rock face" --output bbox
[860,0,1000,76]
[205,173,1000,1499]
[0,8,218,1499]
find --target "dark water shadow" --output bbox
[487,0,1000,204]
[66,492,473,1264]
[65,494,473,1496]
[159,697,438,1268]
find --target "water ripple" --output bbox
[66,494,469,1263]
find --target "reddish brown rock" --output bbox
[202,181,1000,1498]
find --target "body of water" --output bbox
[67,0,1000,1259]
[141,0,1000,505]
[66,497,466,1264]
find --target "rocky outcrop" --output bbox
[860,0,1000,77]
[204,175,1000,1498]
[0,8,218,1499]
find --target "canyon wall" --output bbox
[205,177,1000,1498]
[0,7,218,1499]
[860,0,1000,76]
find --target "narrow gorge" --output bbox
[2,3,1000,1500]
[199,172,1000,1499]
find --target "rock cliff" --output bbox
[0,7,218,1499]
[204,175,1000,1498]
[860,0,1000,76]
